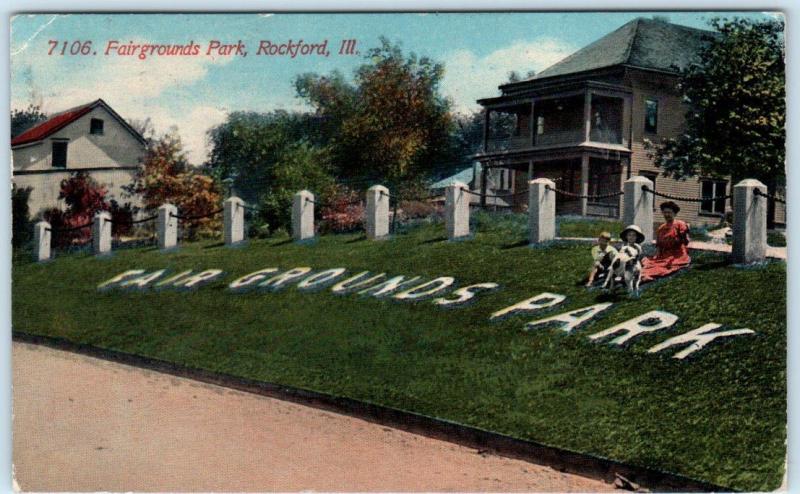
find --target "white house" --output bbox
[12,99,147,216]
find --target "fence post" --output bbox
[33,221,51,262]
[446,181,470,240]
[732,179,768,264]
[292,190,315,242]
[366,185,390,240]
[528,178,556,244]
[623,176,654,245]
[158,203,178,250]
[224,196,245,246]
[92,211,112,256]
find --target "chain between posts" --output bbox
[641,186,732,203]
[379,190,438,202]
[47,220,94,234]
[170,208,225,221]
[545,185,624,200]
[109,214,159,225]
[754,189,786,204]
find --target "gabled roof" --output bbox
[528,18,716,82]
[11,98,146,147]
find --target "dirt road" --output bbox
[13,342,615,492]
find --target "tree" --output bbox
[647,18,785,184]
[257,141,335,232]
[295,38,454,189]
[206,111,324,202]
[128,132,222,238]
[11,104,48,138]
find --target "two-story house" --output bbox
[12,99,147,216]
[475,17,784,227]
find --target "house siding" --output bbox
[12,105,145,216]
[626,70,727,228]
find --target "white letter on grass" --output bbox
[433,283,499,307]
[174,269,224,289]
[229,268,280,290]
[154,270,193,288]
[330,272,386,294]
[120,269,166,288]
[394,277,455,301]
[297,268,347,290]
[358,275,421,298]
[97,270,145,290]
[491,292,566,321]
[589,310,678,345]
[526,303,613,333]
[259,267,312,291]
[647,323,755,360]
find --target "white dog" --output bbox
[603,244,642,296]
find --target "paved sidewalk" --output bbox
[13,342,616,492]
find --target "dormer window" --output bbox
[90,118,104,135]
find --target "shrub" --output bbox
[319,185,365,234]
[43,172,110,247]
[109,200,135,238]
[12,184,32,248]
[398,199,438,220]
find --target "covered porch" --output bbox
[479,150,630,219]
[478,81,633,155]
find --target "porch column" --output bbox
[480,164,488,208]
[580,154,590,216]
[529,100,536,146]
[527,160,534,181]
[483,109,490,152]
[583,89,592,143]
[622,94,633,148]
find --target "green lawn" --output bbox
[12,216,786,491]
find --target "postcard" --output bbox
[10,11,786,492]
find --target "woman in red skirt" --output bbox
[641,201,691,283]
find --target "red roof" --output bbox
[11,100,98,147]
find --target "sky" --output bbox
[10,11,776,164]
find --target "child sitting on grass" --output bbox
[586,231,618,287]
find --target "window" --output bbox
[90,118,104,135]
[701,180,728,215]
[644,98,658,133]
[536,116,544,135]
[52,141,68,168]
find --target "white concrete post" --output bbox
[33,221,51,262]
[92,211,112,256]
[446,181,470,240]
[732,179,768,264]
[292,190,315,241]
[224,196,245,246]
[157,203,178,250]
[528,178,556,244]
[623,176,654,245]
[366,185,390,240]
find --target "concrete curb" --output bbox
[13,331,732,493]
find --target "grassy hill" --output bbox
[12,214,786,491]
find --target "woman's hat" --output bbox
[660,201,680,213]
[620,224,645,244]
[598,231,612,240]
